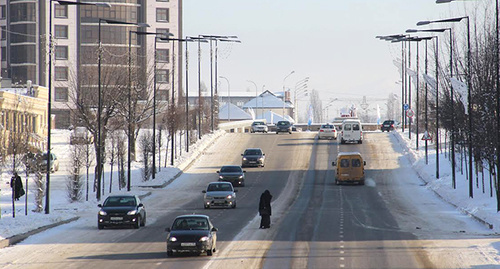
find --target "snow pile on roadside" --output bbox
[0,129,226,241]
[394,130,500,233]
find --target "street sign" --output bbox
[403,104,409,111]
[406,109,414,118]
[421,131,432,141]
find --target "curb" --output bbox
[136,130,225,189]
[392,131,494,230]
[0,216,80,249]
[0,131,225,250]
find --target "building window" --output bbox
[1,26,5,40]
[157,49,169,63]
[55,87,68,102]
[157,0,169,2]
[157,69,169,83]
[55,66,68,80]
[0,5,6,20]
[156,8,169,22]
[55,4,68,18]
[55,46,68,60]
[156,28,170,42]
[158,90,168,101]
[55,25,68,39]
[1,47,5,61]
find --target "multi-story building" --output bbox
[0,0,182,128]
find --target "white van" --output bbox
[340,119,363,144]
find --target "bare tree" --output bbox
[67,144,84,202]
[139,131,153,181]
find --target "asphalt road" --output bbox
[0,131,314,269]
[1,131,497,269]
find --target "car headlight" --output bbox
[242,157,247,161]
[226,195,233,199]
[219,176,224,179]
[199,236,209,242]
[259,157,264,161]
[239,175,243,179]
[98,210,107,216]
[127,210,138,215]
[169,237,177,242]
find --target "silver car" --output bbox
[202,182,237,209]
[250,121,268,133]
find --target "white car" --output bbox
[202,182,237,209]
[250,121,268,133]
[318,124,338,140]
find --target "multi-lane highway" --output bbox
[0,131,497,269]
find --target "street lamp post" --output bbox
[408,27,455,187]
[219,76,230,121]
[158,37,195,166]
[98,18,148,200]
[199,35,240,132]
[184,37,207,152]
[282,71,295,120]
[128,30,164,184]
[247,80,258,119]
[47,1,110,211]
[294,77,309,123]
[418,16,472,195]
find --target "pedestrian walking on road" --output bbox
[10,172,24,201]
[259,189,272,229]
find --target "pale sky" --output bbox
[183,0,478,119]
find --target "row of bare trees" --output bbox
[64,41,213,200]
[404,4,500,209]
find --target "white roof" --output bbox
[242,92,293,109]
[219,103,252,120]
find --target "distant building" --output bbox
[0,0,182,129]
[0,81,48,150]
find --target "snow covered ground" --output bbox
[1,126,500,248]
[0,129,225,242]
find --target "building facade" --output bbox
[0,0,182,128]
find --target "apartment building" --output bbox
[0,0,182,128]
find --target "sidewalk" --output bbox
[0,129,226,248]
[392,129,499,233]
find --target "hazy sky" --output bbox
[183,0,477,118]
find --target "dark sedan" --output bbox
[165,215,218,257]
[97,195,146,229]
[276,120,292,134]
[217,165,246,186]
[241,148,265,167]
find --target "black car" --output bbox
[165,214,218,257]
[381,120,395,132]
[241,148,265,167]
[97,195,146,229]
[217,165,246,186]
[276,120,292,134]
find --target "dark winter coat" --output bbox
[10,174,24,199]
[259,190,272,216]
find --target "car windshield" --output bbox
[384,121,394,124]
[278,121,289,126]
[321,125,334,129]
[220,166,242,173]
[207,183,233,192]
[103,196,136,207]
[253,122,264,126]
[244,149,262,155]
[173,217,209,230]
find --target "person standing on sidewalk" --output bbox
[10,172,24,201]
[259,190,272,229]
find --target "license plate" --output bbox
[249,161,256,163]
[181,242,196,247]
[110,217,123,221]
